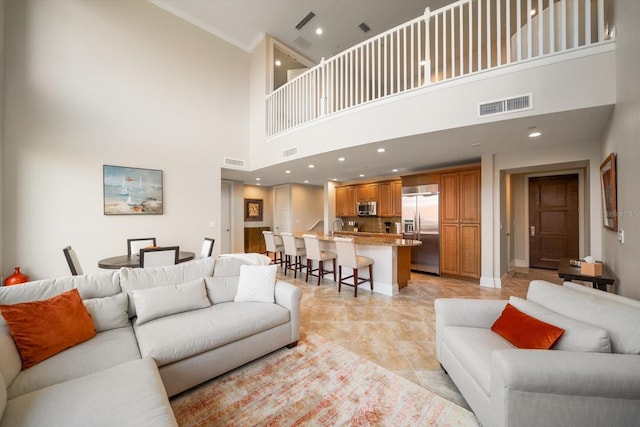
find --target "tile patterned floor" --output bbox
[277,266,563,409]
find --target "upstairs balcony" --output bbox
[266,0,614,139]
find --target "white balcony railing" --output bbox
[266,0,613,137]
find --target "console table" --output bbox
[557,258,615,292]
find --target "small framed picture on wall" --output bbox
[244,199,263,221]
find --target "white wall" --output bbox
[3,0,250,279]
[0,0,5,281]
[601,0,640,298]
[291,184,324,233]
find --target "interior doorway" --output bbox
[220,181,232,254]
[528,174,579,269]
[273,184,291,234]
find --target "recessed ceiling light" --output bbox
[308,164,315,168]
[332,178,338,181]
[285,170,291,174]
[471,142,483,147]
[359,174,365,177]
[304,180,309,183]
[530,9,537,16]
[256,183,261,186]
[255,178,261,181]
[338,157,346,161]
[315,27,323,35]
[377,148,386,153]
[392,169,399,172]
[529,131,542,138]
[275,60,281,66]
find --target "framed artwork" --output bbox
[103,165,163,215]
[599,153,617,231]
[244,199,263,221]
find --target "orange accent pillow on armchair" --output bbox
[491,303,565,350]
[0,288,96,369]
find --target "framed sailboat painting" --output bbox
[103,165,163,215]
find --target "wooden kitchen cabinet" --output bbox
[244,227,270,253]
[371,180,402,217]
[336,186,356,216]
[440,168,480,279]
[357,184,378,202]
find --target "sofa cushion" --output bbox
[562,281,640,309]
[0,321,21,393]
[527,280,640,354]
[1,289,96,369]
[0,358,177,427]
[212,254,271,277]
[234,264,277,303]
[134,302,290,366]
[442,326,515,395]
[204,276,239,304]
[509,297,612,353]
[0,372,6,422]
[7,327,141,399]
[491,304,564,350]
[133,278,211,325]
[83,293,130,332]
[119,257,214,317]
[0,272,120,305]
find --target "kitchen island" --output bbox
[292,232,421,296]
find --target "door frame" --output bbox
[523,169,585,267]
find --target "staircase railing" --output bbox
[266,0,612,137]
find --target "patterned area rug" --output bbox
[171,332,478,426]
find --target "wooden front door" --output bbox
[529,175,579,269]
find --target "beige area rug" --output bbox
[171,332,478,426]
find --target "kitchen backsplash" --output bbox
[339,216,401,234]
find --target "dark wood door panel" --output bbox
[529,175,579,269]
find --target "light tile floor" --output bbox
[278,266,563,409]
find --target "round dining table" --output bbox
[98,251,196,269]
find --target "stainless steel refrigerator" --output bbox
[402,184,440,275]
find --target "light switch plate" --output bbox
[618,229,624,244]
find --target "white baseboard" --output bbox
[480,276,500,288]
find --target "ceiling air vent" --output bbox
[295,11,315,30]
[224,157,245,168]
[478,93,533,117]
[282,146,298,158]
[359,22,371,33]
[294,36,312,49]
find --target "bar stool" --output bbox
[333,237,373,297]
[281,232,306,279]
[302,234,336,286]
[262,231,284,266]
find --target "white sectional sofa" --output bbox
[0,255,302,427]
[435,280,640,427]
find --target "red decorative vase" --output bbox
[4,267,30,286]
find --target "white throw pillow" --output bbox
[509,297,612,353]
[132,278,211,325]
[83,293,130,332]
[234,264,277,303]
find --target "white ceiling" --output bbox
[149,1,613,187]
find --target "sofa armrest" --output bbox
[435,298,507,361]
[491,349,640,427]
[274,280,302,343]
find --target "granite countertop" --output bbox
[292,232,421,247]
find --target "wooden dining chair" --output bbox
[140,246,179,268]
[63,246,84,276]
[128,237,157,256]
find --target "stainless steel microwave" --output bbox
[357,201,377,216]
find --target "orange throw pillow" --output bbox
[491,303,564,350]
[0,288,96,369]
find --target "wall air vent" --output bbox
[478,93,533,117]
[282,146,298,158]
[224,157,245,168]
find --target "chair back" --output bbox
[302,234,321,260]
[63,246,83,276]
[333,237,358,268]
[200,237,215,258]
[140,246,179,267]
[128,237,157,256]
[281,232,303,256]
[262,231,278,252]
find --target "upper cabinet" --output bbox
[336,180,401,217]
[336,186,356,216]
[357,184,378,202]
